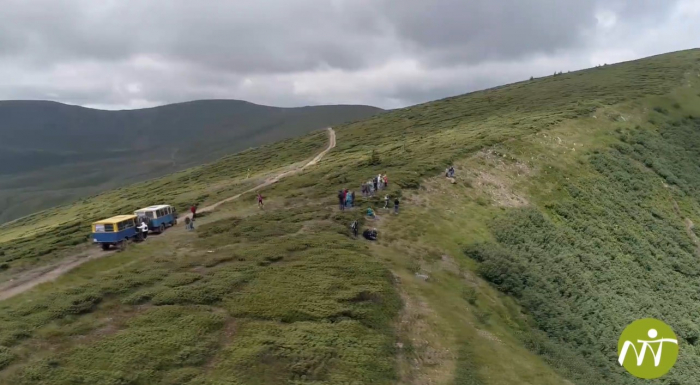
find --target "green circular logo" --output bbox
[617,318,679,379]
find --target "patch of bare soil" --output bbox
[471,149,531,207]
[394,273,455,385]
[440,254,460,275]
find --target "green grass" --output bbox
[2,49,700,384]
[0,202,399,384]
[0,131,328,274]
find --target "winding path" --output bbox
[0,128,335,301]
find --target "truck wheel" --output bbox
[135,232,144,242]
[159,224,165,233]
[101,243,110,251]
[118,240,127,251]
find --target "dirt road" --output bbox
[0,128,336,301]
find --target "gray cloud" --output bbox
[0,0,697,109]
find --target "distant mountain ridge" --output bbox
[0,99,383,223]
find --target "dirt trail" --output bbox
[0,128,336,301]
[198,127,335,213]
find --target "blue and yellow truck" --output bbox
[91,215,142,250]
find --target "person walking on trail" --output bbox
[373,177,378,192]
[338,190,345,211]
[394,198,400,214]
[384,195,390,209]
[383,174,388,188]
[350,191,356,208]
[190,204,197,219]
[257,193,264,209]
[138,220,149,239]
[185,216,195,231]
[350,220,359,238]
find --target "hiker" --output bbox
[363,228,378,241]
[366,207,376,218]
[345,191,353,208]
[449,166,455,178]
[338,190,345,211]
[190,204,197,219]
[383,174,388,188]
[384,195,390,209]
[257,193,264,209]
[394,198,400,214]
[350,220,359,238]
[185,216,194,231]
[138,220,149,239]
[361,183,366,197]
[373,177,378,192]
[377,174,383,189]
[350,191,356,208]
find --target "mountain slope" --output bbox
[0,100,382,223]
[1,49,700,384]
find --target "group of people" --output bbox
[361,174,388,196]
[350,220,377,241]
[338,189,356,210]
[383,195,400,214]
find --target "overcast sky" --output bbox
[1,0,699,110]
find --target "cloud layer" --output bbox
[0,0,698,109]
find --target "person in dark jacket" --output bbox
[338,190,345,211]
[363,228,377,241]
[394,198,400,214]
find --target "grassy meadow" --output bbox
[1,49,700,384]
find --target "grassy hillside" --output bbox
[1,49,700,384]
[0,100,382,224]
